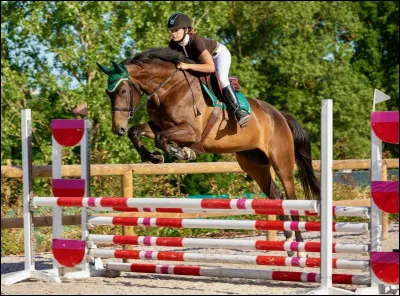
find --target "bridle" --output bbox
[110,79,137,118]
[110,68,179,118]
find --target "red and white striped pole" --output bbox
[105,262,370,285]
[88,234,370,254]
[31,196,370,218]
[85,216,368,232]
[90,249,369,270]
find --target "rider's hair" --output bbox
[187,27,197,35]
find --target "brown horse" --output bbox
[97,47,320,257]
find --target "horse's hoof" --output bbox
[287,250,295,257]
[149,151,164,164]
[139,153,150,163]
[182,147,196,161]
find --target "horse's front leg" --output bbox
[155,122,198,161]
[127,122,164,164]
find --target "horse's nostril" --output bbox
[119,128,126,135]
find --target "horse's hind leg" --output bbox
[268,147,308,258]
[236,151,299,257]
[236,150,307,258]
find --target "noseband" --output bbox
[110,68,179,118]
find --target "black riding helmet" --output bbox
[167,12,192,30]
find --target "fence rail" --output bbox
[2,159,399,178]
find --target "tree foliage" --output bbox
[2,1,398,172]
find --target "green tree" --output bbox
[351,1,399,111]
[2,1,398,168]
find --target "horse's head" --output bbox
[96,61,141,136]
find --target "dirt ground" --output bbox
[1,222,398,295]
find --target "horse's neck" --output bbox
[149,67,196,102]
[134,63,207,114]
[137,64,178,95]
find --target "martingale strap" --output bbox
[188,105,222,154]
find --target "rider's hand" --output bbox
[177,62,190,70]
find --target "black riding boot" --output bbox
[222,84,250,128]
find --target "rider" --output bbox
[167,12,250,128]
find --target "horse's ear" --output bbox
[111,61,124,73]
[96,62,113,75]
[111,61,129,76]
[117,63,128,75]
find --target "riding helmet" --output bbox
[167,12,192,29]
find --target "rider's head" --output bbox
[167,12,195,42]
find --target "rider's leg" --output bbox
[213,43,250,128]
[222,84,250,128]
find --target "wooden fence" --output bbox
[2,159,399,241]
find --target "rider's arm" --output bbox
[180,50,215,73]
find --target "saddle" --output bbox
[188,73,242,154]
[199,72,241,101]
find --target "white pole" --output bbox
[320,99,333,289]
[307,100,355,294]
[22,109,34,272]
[79,119,90,275]
[370,130,382,253]
[51,128,63,273]
[369,122,383,292]
[52,136,63,240]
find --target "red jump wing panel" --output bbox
[52,239,86,267]
[371,111,399,144]
[52,119,85,147]
[52,179,86,198]
[371,252,399,285]
[371,181,399,214]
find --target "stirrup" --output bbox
[234,109,250,128]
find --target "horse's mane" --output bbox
[123,47,194,67]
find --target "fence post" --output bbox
[121,171,134,262]
[266,167,277,241]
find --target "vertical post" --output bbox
[320,99,333,289]
[80,119,90,274]
[80,120,90,241]
[52,128,63,271]
[122,171,133,198]
[121,171,134,263]
[381,162,388,241]
[266,167,277,241]
[266,215,276,241]
[22,109,34,272]
[370,127,383,291]
[370,130,382,253]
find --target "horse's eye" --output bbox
[121,88,127,94]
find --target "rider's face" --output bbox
[169,28,185,41]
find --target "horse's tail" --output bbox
[281,112,320,200]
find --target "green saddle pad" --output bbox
[201,83,251,115]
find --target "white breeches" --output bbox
[213,43,231,88]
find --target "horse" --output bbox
[97,47,320,257]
